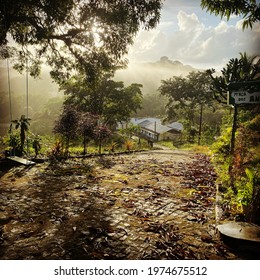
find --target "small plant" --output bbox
[10,115,31,153]
[124,140,134,152]
[237,168,255,206]
[48,140,65,160]
[9,115,31,155]
[109,142,118,153]
[4,132,21,156]
[32,134,41,158]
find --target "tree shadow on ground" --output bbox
[0,159,20,177]
[0,160,128,259]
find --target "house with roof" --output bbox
[118,117,183,143]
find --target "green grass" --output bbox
[157,141,177,150]
[158,140,210,155]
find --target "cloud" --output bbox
[214,21,229,33]
[127,10,260,70]
[177,11,204,32]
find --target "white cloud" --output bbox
[127,10,260,70]
[214,21,229,33]
[177,11,204,32]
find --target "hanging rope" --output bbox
[6,58,13,124]
[25,45,29,119]
[26,49,30,157]
[4,3,12,124]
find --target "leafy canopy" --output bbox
[207,53,260,104]
[62,75,143,126]
[159,71,214,120]
[201,0,260,29]
[0,0,163,81]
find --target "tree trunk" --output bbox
[98,140,102,154]
[83,135,87,155]
[65,136,70,156]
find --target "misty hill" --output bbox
[115,56,199,95]
[0,57,199,134]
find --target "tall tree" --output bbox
[207,53,260,104]
[159,71,215,144]
[188,71,215,145]
[201,0,260,29]
[0,0,163,81]
[207,53,260,153]
[62,75,143,127]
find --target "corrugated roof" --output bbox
[144,122,171,134]
[138,120,152,127]
[167,122,183,131]
[129,118,183,133]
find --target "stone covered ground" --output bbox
[0,148,250,260]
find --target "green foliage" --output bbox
[211,126,232,187]
[93,125,111,154]
[108,142,118,153]
[53,102,117,155]
[53,105,79,153]
[208,53,260,221]
[211,112,260,221]
[9,114,31,155]
[48,140,66,160]
[159,71,218,144]
[32,134,41,158]
[77,112,98,155]
[124,140,134,152]
[237,168,255,205]
[207,53,260,104]
[4,132,21,156]
[119,124,140,139]
[1,0,163,82]
[30,96,64,135]
[62,75,143,127]
[212,127,232,160]
[201,0,260,29]
[136,92,168,118]
[158,141,176,150]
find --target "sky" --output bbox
[126,0,260,70]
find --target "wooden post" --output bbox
[229,105,238,193]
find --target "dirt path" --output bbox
[0,148,240,259]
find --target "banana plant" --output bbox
[10,115,31,154]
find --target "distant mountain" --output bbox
[115,56,199,94]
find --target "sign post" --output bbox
[227,81,260,191]
[228,81,260,106]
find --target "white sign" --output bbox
[230,90,260,104]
